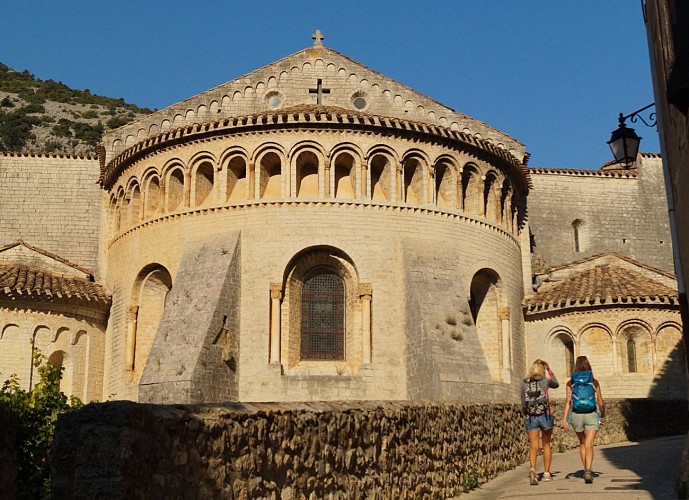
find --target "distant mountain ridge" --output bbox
[0,62,153,155]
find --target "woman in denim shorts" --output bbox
[562,356,605,484]
[521,359,559,485]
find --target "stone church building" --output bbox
[0,33,685,404]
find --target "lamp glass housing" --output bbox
[608,124,641,166]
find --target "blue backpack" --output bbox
[571,371,596,413]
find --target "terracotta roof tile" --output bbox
[0,240,94,277]
[524,264,678,314]
[0,263,110,305]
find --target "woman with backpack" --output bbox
[561,355,606,484]
[522,359,559,485]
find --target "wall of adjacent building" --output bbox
[528,155,673,273]
[0,153,103,274]
[525,307,685,399]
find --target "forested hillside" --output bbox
[0,63,153,155]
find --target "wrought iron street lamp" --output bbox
[607,103,656,167]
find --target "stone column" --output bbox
[359,284,373,364]
[395,165,402,202]
[270,283,283,364]
[363,161,370,199]
[125,306,139,371]
[249,161,257,199]
[323,158,331,198]
[612,336,619,373]
[499,306,511,381]
[158,178,166,214]
[216,163,226,204]
[184,171,192,207]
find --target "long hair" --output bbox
[526,359,546,379]
[574,355,592,372]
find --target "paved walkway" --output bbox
[460,435,686,499]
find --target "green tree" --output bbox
[0,352,82,499]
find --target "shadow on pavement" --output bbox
[600,436,684,496]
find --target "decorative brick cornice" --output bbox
[100,105,531,192]
[0,151,97,161]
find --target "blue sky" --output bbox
[1,1,658,169]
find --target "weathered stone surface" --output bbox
[51,399,688,499]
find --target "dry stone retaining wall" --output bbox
[50,399,688,500]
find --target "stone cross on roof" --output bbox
[312,29,324,47]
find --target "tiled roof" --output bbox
[524,264,678,314]
[529,166,637,178]
[0,240,94,277]
[0,263,110,306]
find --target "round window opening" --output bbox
[267,94,282,109]
[353,97,367,110]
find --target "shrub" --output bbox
[0,352,82,499]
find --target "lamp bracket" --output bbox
[619,102,657,129]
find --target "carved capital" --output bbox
[358,283,373,299]
[499,307,511,320]
[270,283,283,300]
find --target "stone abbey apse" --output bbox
[0,33,685,405]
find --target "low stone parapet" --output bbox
[51,399,688,499]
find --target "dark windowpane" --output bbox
[627,339,637,373]
[301,272,345,360]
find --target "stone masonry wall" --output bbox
[0,153,102,274]
[528,156,673,273]
[51,399,688,500]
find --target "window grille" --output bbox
[301,271,345,360]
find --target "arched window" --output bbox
[127,183,141,226]
[619,324,651,374]
[483,173,500,220]
[259,152,282,199]
[296,151,320,198]
[469,268,501,380]
[193,161,214,206]
[572,219,587,253]
[333,153,355,199]
[434,160,456,208]
[129,265,172,381]
[402,158,423,205]
[226,156,248,202]
[369,154,391,202]
[143,176,161,219]
[627,338,637,373]
[300,269,345,360]
[564,337,575,376]
[279,246,366,370]
[461,166,481,215]
[48,350,72,395]
[166,168,185,211]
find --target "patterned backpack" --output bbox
[524,378,549,416]
[571,370,597,413]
